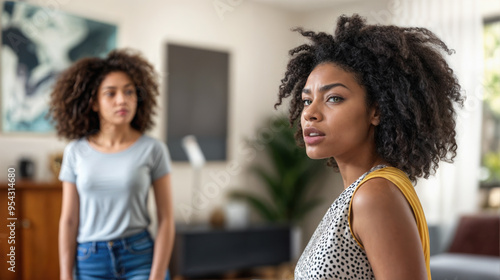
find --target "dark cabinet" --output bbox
[170,224,291,278]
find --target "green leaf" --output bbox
[250,165,287,216]
[230,192,278,222]
[235,115,328,223]
[293,198,323,222]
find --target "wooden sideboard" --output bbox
[0,180,62,280]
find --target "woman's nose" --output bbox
[115,91,126,104]
[302,101,322,122]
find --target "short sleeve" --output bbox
[151,141,171,181]
[58,141,77,183]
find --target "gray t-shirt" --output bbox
[59,135,171,243]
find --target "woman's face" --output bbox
[93,71,137,128]
[301,63,379,161]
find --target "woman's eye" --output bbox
[328,96,343,103]
[125,90,135,95]
[303,99,312,106]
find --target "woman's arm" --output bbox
[59,181,79,280]
[149,174,175,280]
[351,178,428,280]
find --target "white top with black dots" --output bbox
[295,165,387,280]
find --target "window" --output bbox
[480,17,500,209]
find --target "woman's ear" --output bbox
[91,97,98,112]
[370,104,380,126]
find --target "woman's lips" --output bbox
[304,135,326,145]
[303,127,326,145]
[116,109,128,116]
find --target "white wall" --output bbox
[2,0,497,254]
[0,0,299,223]
[481,0,500,19]
[0,0,393,253]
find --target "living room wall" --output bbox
[0,0,299,223]
[0,0,424,252]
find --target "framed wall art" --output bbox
[1,1,117,133]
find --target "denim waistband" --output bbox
[78,230,150,250]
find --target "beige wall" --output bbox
[0,0,393,251]
[0,0,296,221]
[4,0,497,251]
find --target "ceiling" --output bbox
[250,0,361,12]
[251,0,500,17]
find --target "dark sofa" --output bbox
[430,214,500,280]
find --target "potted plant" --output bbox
[231,116,326,224]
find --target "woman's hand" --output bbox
[149,174,175,280]
[59,181,80,280]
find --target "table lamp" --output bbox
[181,135,206,223]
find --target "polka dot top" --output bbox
[294,165,431,280]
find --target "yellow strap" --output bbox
[347,167,431,280]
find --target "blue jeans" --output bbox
[75,230,170,280]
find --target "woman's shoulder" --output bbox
[63,137,88,153]
[364,166,411,183]
[139,134,166,147]
[353,167,413,209]
[350,173,418,247]
[353,177,406,209]
[350,167,415,224]
[138,135,169,155]
[349,168,429,279]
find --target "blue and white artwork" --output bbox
[1,1,117,133]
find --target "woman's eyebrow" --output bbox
[302,83,349,94]
[101,83,134,90]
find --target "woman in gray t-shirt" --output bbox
[50,49,174,280]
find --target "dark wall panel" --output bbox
[166,44,229,161]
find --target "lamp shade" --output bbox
[181,135,206,169]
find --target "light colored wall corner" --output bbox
[481,0,500,19]
[0,0,392,248]
[0,0,299,224]
[298,0,393,33]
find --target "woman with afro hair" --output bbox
[51,49,174,280]
[276,14,463,280]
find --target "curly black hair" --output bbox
[275,14,464,181]
[49,48,159,140]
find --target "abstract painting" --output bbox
[1,1,117,133]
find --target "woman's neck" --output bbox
[336,152,388,189]
[89,125,140,149]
